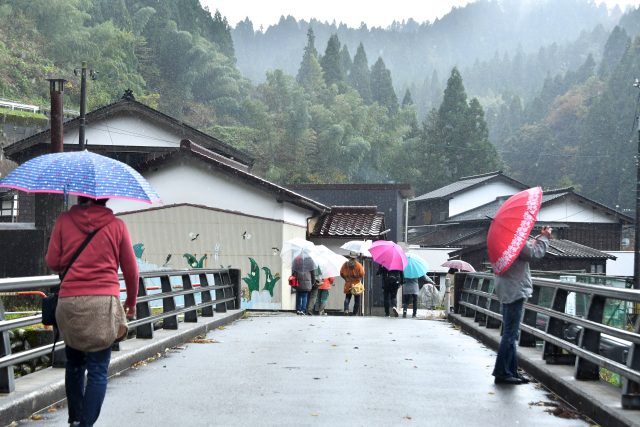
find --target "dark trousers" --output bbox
[402,294,418,316]
[492,298,525,378]
[307,287,319,314]
[383,284,400,315]
[65,345,112,426]
[344,293,362,315]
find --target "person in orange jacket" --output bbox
[340,256,365,316]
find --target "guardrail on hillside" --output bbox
[0,268,241,393]
[453,272,640,409]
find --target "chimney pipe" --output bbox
[47,78,66,153]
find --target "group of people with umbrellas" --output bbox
[283,238,442,318]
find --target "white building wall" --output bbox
[538,199,615,223]
[109,159,309,227]
[449,182,521,217]
[65,115,180,148]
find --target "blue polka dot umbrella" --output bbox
[0,150,161,203]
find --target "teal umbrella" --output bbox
[404,253,429,279]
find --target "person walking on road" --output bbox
[45,196,138,427]
[402,275,423,318]
[377,265,404,317]
[341,256,365,315]
[492,226,551,385]
[313,276,334,315]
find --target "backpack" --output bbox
[385,270,403,286]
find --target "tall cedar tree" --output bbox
[430,67,500,183]
[350,43,372,103]
[296,28,325,98]
[370,57,398,114]
[340,45,352,79]
[320,34,345,88]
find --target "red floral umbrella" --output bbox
[487,187,543,275]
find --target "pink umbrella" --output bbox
[441,260,475,272]
[369,240,408,271]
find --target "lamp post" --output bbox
[74,62,97,150]
[634,78,640,290]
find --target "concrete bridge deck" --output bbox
[17,312,592,426]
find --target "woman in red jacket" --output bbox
[46,196,138,427]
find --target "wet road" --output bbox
[25,313,590,426]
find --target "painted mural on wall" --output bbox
[241,257,281,310]
[132,241,282,310]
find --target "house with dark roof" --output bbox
[288,183,413,243]
[2,93,335,312]
[449,239,616,274]
[409,171,527,226]
[410,187,632,252]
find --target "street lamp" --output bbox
[74,62,98,150]
[634,78,640,289]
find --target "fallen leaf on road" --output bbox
[31,415,42,421]
[47,406,58,413]
[311,413,319,416]
[403,415,412,420]
[217,326,226,330]
[191,338,218,343]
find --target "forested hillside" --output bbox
[1,0,640,212]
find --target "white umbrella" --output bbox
[339,240,373,257]
[312,245,349,278]
[281,238,317,272]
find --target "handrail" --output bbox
[453,272,640,409]
[0,268,241,393]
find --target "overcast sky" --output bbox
[200,0,639,30]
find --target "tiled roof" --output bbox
[412,171,527,201]
[311,206,385,238]
[546,239,616,260]
[407,224,487,247]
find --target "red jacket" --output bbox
[45,204,138,309]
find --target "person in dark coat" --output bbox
[377,265,404,317]
[293,255,316,315]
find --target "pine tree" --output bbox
[320,34,345,88]
[296,28,325,98]
[370,57,398,114]
[350,43,371,103]
[402,89,414,107]
[340,45,352,79]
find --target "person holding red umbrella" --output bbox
[492,226,552,385]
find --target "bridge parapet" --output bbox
[453,272,640,413]
[0,268,241,394]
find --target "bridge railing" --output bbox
[0,268,241,394]
[454,272,640,409]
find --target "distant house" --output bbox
[307,206,387,314]
[409,171,526,226]
[2,93,333,312]
[288,183,413,243]
[410,187,632,252]
[449,239,616,274]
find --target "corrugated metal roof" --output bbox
[412,173,501,201]
[311,206,385,238]
[546,239,616,260]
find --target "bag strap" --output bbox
[59,227,102,283]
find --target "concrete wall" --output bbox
[118,204,308,310]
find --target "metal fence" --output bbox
[0,268,241,394]
[454,272,640,409]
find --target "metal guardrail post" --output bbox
[543,287,575,364]
[486,277,501,329]
[520,286,540,347]
[135,277,153,339]
[214,272,227,313]
[229,269,241,310]
[453,273,466,314]
[160,276,178,329]
[622,317,640,408]
[474,278,490,326]
[0,299,15,393]
[182,275,197,323]
[199,273,214,317]
[575,294,606,380]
